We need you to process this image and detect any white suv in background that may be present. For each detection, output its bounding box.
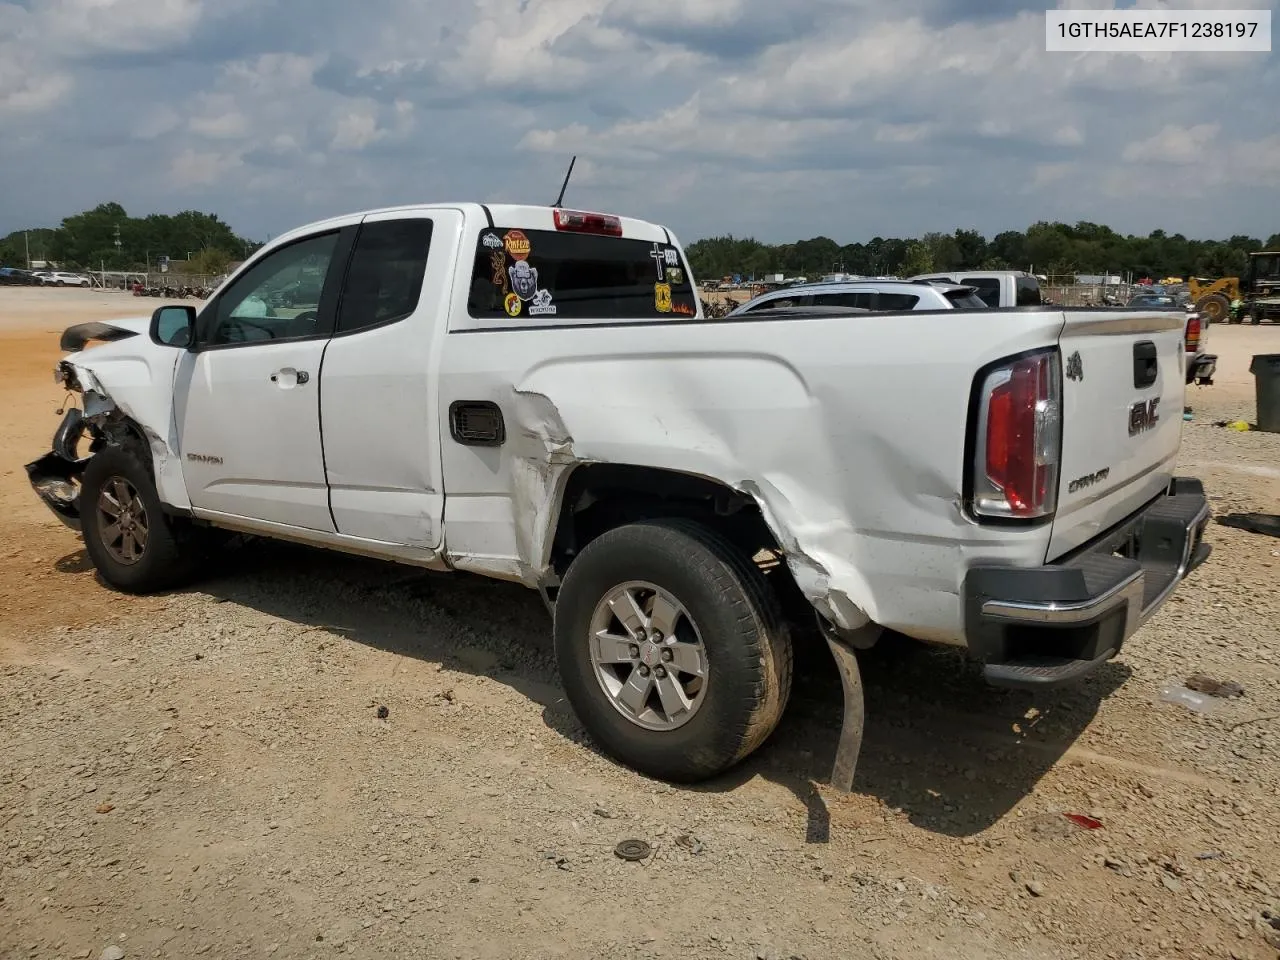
[908,270,1043,308]
[727,279,989,316]
[42,271,92,287]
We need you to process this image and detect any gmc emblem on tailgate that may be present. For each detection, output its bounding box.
[1128,397,1160,436]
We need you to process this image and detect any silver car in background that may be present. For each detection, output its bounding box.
[727,279,989,316]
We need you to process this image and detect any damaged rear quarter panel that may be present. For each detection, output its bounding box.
[61,330,190,510]
[438,309,1068,644]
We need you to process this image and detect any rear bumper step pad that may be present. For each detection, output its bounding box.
[963,477,1211,689]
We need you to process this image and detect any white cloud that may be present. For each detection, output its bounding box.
[331,110,384,151]
[1121,123,1220,164]
[38,0,208,54]
[170,147,242,187]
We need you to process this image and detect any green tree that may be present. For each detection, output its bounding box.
[18,202,255,271]
[921,232,961,272]
[0,228,56,267]
[186,247,233,275]
[900,241,934,276]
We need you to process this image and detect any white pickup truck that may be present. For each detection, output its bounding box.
[27,202,1212,789]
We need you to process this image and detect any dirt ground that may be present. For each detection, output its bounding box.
[2,288,1279,960]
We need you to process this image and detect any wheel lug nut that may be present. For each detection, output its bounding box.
[649,630,662,643]
[628,645,640,659]
[661,649,673,662]
[638,665,650,677]
[655,666,667,679]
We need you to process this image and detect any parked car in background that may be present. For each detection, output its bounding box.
[1126,293,1179,310]
[727,279,988,316]
[0,267,42,285]
[41,271,93,287]
[908,270,1043,308]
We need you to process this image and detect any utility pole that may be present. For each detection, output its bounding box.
[25,230,30,269]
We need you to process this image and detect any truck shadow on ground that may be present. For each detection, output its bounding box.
[65,537,1129,843]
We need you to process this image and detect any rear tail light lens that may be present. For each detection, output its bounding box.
[972,349,1061,520]
[553,209,623,237]
[1185,315,1201,352]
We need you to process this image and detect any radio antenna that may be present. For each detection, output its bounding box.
[553,155,577,208]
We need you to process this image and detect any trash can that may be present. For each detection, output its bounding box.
[1250,353,1280,433]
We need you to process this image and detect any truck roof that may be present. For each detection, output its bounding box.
[269,203,676,251]
[910,270,1037,280]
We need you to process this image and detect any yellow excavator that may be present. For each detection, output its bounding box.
[1187,251,1280,324]
[1186,277,1237,323]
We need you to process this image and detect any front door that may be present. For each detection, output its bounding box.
[176,227,354,532]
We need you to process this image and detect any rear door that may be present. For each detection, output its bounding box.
[317,209,462,549]
[1047,310,1186,559]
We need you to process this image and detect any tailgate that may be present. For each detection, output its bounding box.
[1048,311,1186,560]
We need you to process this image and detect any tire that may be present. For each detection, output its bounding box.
[553,518,792,783]
[55,280,65,287]
[80,444,199,593]
[1196,293,1230,324]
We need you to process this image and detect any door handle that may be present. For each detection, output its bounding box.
[1133,342,1158,389]
[270,369,310,385]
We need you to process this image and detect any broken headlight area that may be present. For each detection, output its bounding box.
[53,359,82,390]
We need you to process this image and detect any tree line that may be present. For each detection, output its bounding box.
[5,205,1278,284]
[685,221,1280,284]
[0,202,261,275]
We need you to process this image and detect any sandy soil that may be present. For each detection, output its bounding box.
[2,289,1279,960]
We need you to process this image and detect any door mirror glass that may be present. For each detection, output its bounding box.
[151,305,195,347]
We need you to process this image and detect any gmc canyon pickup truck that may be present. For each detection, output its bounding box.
[27,203,1212,789]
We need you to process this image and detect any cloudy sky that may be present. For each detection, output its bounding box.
[1,0,1276,245]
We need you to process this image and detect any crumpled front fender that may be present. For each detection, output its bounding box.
[56,338,190,512]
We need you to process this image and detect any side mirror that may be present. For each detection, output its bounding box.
[150,304,196,348]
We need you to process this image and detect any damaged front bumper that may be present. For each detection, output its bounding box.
[25,408,91,531]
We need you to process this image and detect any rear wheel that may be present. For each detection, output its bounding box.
[1196,293,1230,324]
[553,518,792,783]
[80,445,200,593]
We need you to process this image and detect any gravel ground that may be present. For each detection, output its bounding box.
[2,294,1279,960]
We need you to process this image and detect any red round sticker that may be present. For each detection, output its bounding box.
[504,230,531,261]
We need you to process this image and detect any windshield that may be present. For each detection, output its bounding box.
[1252,254,1280,282]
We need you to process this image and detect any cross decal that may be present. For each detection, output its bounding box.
[649,243,667,279]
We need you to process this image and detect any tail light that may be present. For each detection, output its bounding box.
[972,349,1061,520]
[1185,315,1201,352]
[553,209,623,237]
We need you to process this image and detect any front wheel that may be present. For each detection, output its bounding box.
[80,445,200,593]
[553,519,792,783]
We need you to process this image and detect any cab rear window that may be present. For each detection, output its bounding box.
[960,277,1001,307]
[467,229,697,320]
[1016,275,1042,306]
